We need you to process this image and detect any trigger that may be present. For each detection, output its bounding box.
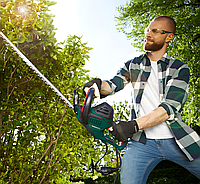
[108,127,113,132]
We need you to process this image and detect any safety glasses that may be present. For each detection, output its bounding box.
[144,28,172,35]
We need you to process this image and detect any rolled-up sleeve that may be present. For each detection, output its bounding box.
[159,63,190,120]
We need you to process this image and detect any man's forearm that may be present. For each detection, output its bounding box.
[100,81,111,95]
[100,81,169,130]
[136,106,169,130]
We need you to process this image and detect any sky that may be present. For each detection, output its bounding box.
[49,0,143,104]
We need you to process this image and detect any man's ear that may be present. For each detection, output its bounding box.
[166,34,174,43]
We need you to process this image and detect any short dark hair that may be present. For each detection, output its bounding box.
[153,16,176,34]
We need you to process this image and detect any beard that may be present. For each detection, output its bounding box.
[144,39,165,51]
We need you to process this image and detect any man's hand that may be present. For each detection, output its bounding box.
[109,120,139,142]
[83,78,102,97]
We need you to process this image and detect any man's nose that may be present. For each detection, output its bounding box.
[145,33,152,39]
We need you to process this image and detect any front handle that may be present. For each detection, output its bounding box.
[82,88,95,123]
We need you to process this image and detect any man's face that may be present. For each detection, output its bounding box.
[143,20,169,52]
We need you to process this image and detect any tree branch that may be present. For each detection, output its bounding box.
[39,104,67,184]
[0,110,3,137]
[0,113,12,137]
[23,140,55,182]
[24,104,67,183]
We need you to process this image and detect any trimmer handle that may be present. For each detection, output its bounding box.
[73,88,95,122]
[81,88,95,123]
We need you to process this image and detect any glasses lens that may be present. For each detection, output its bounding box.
[151,29,160,34]
[144,28,162,35]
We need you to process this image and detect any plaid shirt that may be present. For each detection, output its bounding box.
[104,52,200,161]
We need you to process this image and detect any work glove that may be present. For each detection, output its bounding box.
[109,120,139,142]
[83,78,102,97]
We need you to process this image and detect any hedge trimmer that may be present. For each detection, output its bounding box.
[0,32,127,180]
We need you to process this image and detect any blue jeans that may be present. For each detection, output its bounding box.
[120,138,200,184]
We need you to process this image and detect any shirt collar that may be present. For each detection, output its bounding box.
[159,52,170,64]
[142,52,170,64]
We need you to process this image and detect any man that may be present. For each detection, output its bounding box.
[83,16,200,184]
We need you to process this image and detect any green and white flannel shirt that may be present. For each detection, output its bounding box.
[103,52,200,161]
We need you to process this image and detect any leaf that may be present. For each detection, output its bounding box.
[36,20,43,29]
[37,92,44,96]
[27,124,34,130]
[47,1,57,6]
[17,34,26,43]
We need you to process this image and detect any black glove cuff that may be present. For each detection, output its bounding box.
[130,119,139,132]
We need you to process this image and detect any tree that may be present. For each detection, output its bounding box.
[115,0,200,128]
[0,0,115,183]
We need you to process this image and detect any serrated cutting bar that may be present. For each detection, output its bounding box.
[0,31,74,110]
